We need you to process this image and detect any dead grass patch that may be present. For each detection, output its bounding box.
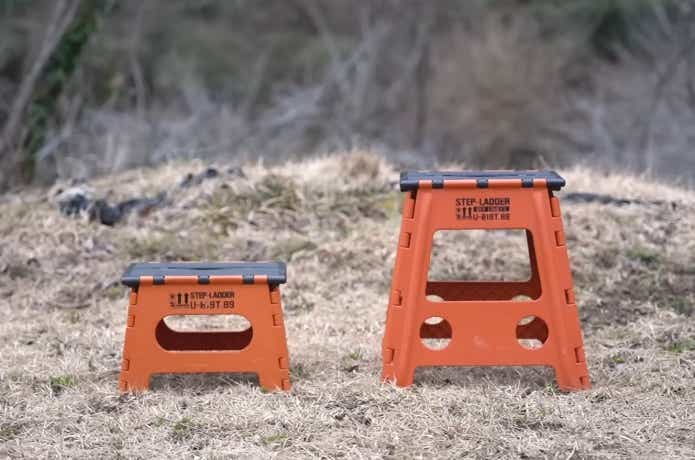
[0,152,694,458]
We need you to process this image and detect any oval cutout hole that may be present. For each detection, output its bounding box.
[163,314,251,332]
[156,314,252,351]
[516,315,548,350]
[420,316,452,350]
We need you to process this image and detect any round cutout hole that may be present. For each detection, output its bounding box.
[516,315,548,350]
[511,295,532,302]
[426,294,444,303]
[420,316,452,350]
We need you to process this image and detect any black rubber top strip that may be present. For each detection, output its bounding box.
[521,177,534,188]
[400,170,566,192]
[121,262,287,289]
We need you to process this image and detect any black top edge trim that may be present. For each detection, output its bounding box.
[122,275,140,289]
[267,274,286,285]
[121,262,288,287]
[400,170,566,191]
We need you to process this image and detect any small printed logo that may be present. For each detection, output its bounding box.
[455,197,511,221]
[169,292,189,308]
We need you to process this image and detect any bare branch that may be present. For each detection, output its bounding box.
[129,0,148,120]
[637,10,695,170]
[0,0,81,183]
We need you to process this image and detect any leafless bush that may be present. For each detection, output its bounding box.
[5,0,695,185]
[0,0,82,186]
[426,1,695,181]
[427,9,589,167]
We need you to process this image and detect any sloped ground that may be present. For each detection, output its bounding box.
[0,152,694,458]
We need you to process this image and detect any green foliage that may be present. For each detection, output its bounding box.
[49,374,77,395]
[291,362,309,379]
[49,374,77,387]
[348,350,363,361]
[626,246,661,266]
[170,417,195,442]
[104,284,125,301]
[262,433,288,446]
[0,422,24,442]
[375,192,401,219]
[667,296,693,316]
[525,0,682,60]
[610,354,626,364]
[130,1,334,111]
[666,338,695,353]
[21,0,104,181]
[152,416,167,427]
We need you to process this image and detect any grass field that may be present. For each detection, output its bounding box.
[1,152,694,458]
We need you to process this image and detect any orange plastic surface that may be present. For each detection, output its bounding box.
[381,179,591,390]
[119,276,291,392]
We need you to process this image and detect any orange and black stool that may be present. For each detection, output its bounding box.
[119,262,291,392]
[381,171,590,390]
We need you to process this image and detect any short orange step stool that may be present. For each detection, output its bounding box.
[381,171,591,390]
[119,262,291,392]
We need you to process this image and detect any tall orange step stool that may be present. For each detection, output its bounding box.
[381,171,591,390]
[119,262,291,392]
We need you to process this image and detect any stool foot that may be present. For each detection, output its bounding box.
[382,365,414,387]
[554,365,591,391]
[258,372,291,392]
[119,372,151,393]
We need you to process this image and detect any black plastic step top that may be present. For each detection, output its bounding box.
[400,170,566,192]
[121,262,287,288]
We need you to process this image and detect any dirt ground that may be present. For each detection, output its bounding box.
[1,152,694,459]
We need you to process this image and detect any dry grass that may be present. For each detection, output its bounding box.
[1,151,694,458]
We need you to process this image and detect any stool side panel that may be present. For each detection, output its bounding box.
[382,183,590,391]
[119,277,291,392]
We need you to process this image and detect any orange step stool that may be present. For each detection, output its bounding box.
[119,262,291,392]
[381,171,590,390]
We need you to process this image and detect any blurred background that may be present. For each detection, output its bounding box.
[1,0,695,188]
